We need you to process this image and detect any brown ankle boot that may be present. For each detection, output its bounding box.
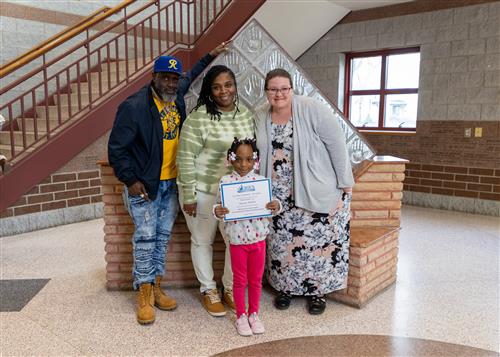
[153,276,177,310]
[137,283,155,324]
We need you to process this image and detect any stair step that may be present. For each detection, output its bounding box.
[0,130,37,147]
[107,60,141,73]
[67,62,144,95]
[35,105,79,120]
[71,75,119,94]
[54,92,91,106]
[0,143,36,161]
[17,117,62,132]
[89,72,123,85]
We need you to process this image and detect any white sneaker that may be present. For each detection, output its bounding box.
[235,314,253,336]
[248,312,265,334]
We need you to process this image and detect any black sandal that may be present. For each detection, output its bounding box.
[308,295,326,315]
[274,291,292,310]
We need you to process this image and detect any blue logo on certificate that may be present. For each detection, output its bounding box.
[236,184,256,193]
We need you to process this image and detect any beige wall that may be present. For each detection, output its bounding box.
[297,1,500,214]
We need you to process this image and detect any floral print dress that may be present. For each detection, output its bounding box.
[267,119,352,296]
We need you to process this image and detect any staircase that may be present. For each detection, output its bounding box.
[1,57,141,162]
[0,0,266,212]
[1,60,120,157]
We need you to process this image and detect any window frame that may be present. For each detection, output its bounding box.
[344,47,420,132]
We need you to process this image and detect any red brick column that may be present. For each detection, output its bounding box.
[351,156,407,227]
[331,227,399,308]
[99,156,407,299]
[99,162,225,290]
[331,156,407,307]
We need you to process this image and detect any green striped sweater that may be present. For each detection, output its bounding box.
[176,104,254,204]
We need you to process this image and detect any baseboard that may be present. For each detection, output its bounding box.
[0,203,103,237]
[403,191,500,216]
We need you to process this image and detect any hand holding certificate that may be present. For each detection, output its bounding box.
[220,178,273,221]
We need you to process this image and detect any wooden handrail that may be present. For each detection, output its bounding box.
[0,0,164,96]
[0,0,136,78]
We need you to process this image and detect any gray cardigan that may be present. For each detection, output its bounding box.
[255,95,354,214]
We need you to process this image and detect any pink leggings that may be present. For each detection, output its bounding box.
[230,240,266,318]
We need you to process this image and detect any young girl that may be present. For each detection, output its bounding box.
[213,137,281,336]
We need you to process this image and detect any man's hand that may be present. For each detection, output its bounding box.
[209,40,232,57]
[214,205,229,219]
[266,200,280,213]
[128,181,149,201]
[183,203,197,217]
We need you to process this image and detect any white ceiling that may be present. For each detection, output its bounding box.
[328,0,414,11]
[252,0,414,59]
[253,1,349,59]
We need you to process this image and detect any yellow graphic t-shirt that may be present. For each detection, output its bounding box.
[153,96,180,180]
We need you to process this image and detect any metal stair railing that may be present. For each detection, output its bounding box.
[0,0,231,164]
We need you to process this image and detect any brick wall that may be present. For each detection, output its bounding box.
[0,170,102,219]
[365,121,500,203]
[405,163,500,201]
[351,160,405,227]
[332,227,399,308]
[332,160,405,307]
[100,163,223,290]
[297,1,500,211]
[0,132,107,224]
[100,157,406,291]
[365,121,500,169]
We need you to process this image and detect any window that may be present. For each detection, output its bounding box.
[344,47,420,131]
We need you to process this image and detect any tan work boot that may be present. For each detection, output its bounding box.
[202,289,226,317]
[222,288,236,313]
[153,276,177,310]
[137,283,155,325]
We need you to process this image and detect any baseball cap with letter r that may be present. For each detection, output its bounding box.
[153,55,183,75]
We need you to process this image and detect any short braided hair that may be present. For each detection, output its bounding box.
[227,137,259,161]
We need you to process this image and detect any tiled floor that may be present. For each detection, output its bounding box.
[1,205,498,356]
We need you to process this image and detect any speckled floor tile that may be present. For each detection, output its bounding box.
[0,206,498,356]
[0,313,82,355]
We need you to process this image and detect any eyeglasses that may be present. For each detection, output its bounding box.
[266,87,292,95]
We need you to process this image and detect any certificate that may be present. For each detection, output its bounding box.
[220,178,272,222]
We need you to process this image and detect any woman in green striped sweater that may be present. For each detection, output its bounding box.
[176,65,254,317]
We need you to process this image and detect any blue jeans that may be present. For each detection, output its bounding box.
[124,179,179,290]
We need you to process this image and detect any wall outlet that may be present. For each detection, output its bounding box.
[475,127,483,137]
[464,128,472,137]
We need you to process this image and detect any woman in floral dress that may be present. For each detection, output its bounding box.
[254,69,354,315]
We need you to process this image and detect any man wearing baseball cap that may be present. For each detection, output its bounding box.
[108,41,230,325]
